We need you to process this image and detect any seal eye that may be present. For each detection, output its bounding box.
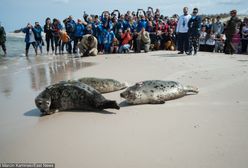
[46,101,50,106]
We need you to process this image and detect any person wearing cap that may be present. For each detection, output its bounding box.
[187,8,201,55]
[78,34,98,56]
[224,10,242,54]
[73,19,85,54]
[137,27,151,53]
[176,7,191,54]
[0,22,7,55]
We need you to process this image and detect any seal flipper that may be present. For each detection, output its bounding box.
[183,85,199,94]
[98,100,120,110]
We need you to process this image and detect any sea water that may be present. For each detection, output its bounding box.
[0,33,94,98]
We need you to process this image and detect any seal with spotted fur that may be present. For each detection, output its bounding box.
[78,77,128,93]
[35,81,120,115]
[120,80,199,105]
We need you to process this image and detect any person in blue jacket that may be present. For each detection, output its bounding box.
[63,16,76,54]
[21,23,37,56]
[187,8,202,55]
[137,15,148,32]
[34,22,43,54]
[73,19,85,53]
[103,28,115,53]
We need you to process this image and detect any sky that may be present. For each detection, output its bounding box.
[0,0,248,32]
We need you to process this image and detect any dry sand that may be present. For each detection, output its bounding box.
[0,51,248,168]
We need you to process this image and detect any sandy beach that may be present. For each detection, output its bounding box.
[0,51,248,168]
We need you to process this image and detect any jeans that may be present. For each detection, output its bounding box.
[177,32,189,52]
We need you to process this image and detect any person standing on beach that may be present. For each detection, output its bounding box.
[34,22,43,54]
[21,23,37,56]
[44,17,54,54]
[52,18,63,55]
[73,19,85,54]
[176,7,191,54]
[63,16,76,54]
[187,8,201,55]
[0,22,7,55]
[241,18,248,54]
[224,10,241,54]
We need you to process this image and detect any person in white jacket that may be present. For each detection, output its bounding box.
[176,7,191,54]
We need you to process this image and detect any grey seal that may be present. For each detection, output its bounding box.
[120,80,199,104]
[35,81,120,115]
[78,77,128,93]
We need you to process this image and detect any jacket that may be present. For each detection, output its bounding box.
[188,15,202,36]
[0,26,6,44]
[44,23,53,39]
[22,27,37,43]
[74,23,85,37]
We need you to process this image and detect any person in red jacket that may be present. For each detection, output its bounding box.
[119,28,132,53]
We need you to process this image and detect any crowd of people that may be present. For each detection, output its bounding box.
[0,7,248,56]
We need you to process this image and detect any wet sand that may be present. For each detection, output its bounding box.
[0,51,248,168]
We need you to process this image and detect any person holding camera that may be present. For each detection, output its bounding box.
[44,17,54,54]
[21,23,38,56]
[34,22,43,54]
[119,28,132,53]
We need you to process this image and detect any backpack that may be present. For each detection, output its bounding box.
[66,22,75,33]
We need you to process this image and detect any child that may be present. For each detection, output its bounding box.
[232,28,241,54]
[215,34,226,53]
[59,30,70,54]
[111,38,119,53]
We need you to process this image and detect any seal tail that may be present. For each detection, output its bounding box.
[100,100,120,110]
[183,85,199,94]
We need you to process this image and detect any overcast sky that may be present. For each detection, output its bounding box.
[0,0,248,32]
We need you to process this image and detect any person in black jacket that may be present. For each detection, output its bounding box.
[224,10,242,54]
[44,17,54,54]
[0,23,7,55]
[187,8,202,55]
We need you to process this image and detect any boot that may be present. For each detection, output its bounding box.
[25,49,29,57]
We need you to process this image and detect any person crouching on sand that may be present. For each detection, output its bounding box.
[21,23,37,57]
[78,34,98,57]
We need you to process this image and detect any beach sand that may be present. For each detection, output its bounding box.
[0,51,248,168]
